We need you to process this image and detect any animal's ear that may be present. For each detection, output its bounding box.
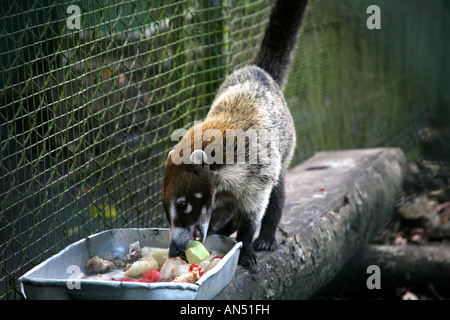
[167,150,174,161]
[190,149,209,166]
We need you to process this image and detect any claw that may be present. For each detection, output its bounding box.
[238,253,258,268]
[253,238,276,252]
[238,246,258,268]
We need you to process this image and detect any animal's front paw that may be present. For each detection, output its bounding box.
[238,245,257,268]
[238,252,257,268]
[253,237,276,252]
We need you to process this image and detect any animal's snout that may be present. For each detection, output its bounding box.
[168,238,187,258]
[168,245,183,258]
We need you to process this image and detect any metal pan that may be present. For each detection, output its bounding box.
[19,228,242,300]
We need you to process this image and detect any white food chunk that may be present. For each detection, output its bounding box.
[198,250,223,270]
[124,255,159,277]
[173,271,200,283]
[203,257,221,273]
[140,247,169,267]
[160,257,190,279]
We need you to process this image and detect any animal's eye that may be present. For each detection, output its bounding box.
[177,201,187,210]
[175,198,192,214]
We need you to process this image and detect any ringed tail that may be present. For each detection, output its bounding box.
[252,0,309,88]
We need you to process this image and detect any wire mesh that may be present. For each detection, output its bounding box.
[0,0,448,299]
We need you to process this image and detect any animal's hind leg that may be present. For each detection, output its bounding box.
[253,176,285,251]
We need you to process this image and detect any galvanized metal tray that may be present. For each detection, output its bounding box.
[19,228,242,300]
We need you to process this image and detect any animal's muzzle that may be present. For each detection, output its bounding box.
[168,240,185,258]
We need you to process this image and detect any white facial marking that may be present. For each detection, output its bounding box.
[184,203,192,214]
[198,206,210,243]
[169,201,177,225]
[194,193,203,199]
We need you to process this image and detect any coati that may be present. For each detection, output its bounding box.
[162,0,308,267]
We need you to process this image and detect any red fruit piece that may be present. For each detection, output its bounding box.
[142,269,163,282]
[115,277,137,282]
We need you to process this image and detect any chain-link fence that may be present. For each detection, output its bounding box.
[1,0,448,299]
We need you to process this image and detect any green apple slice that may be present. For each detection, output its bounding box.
[185,240,210,264]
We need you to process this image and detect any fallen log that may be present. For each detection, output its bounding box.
[360,244,450,289]
[216,148,405,299]
[314,244,450,299]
